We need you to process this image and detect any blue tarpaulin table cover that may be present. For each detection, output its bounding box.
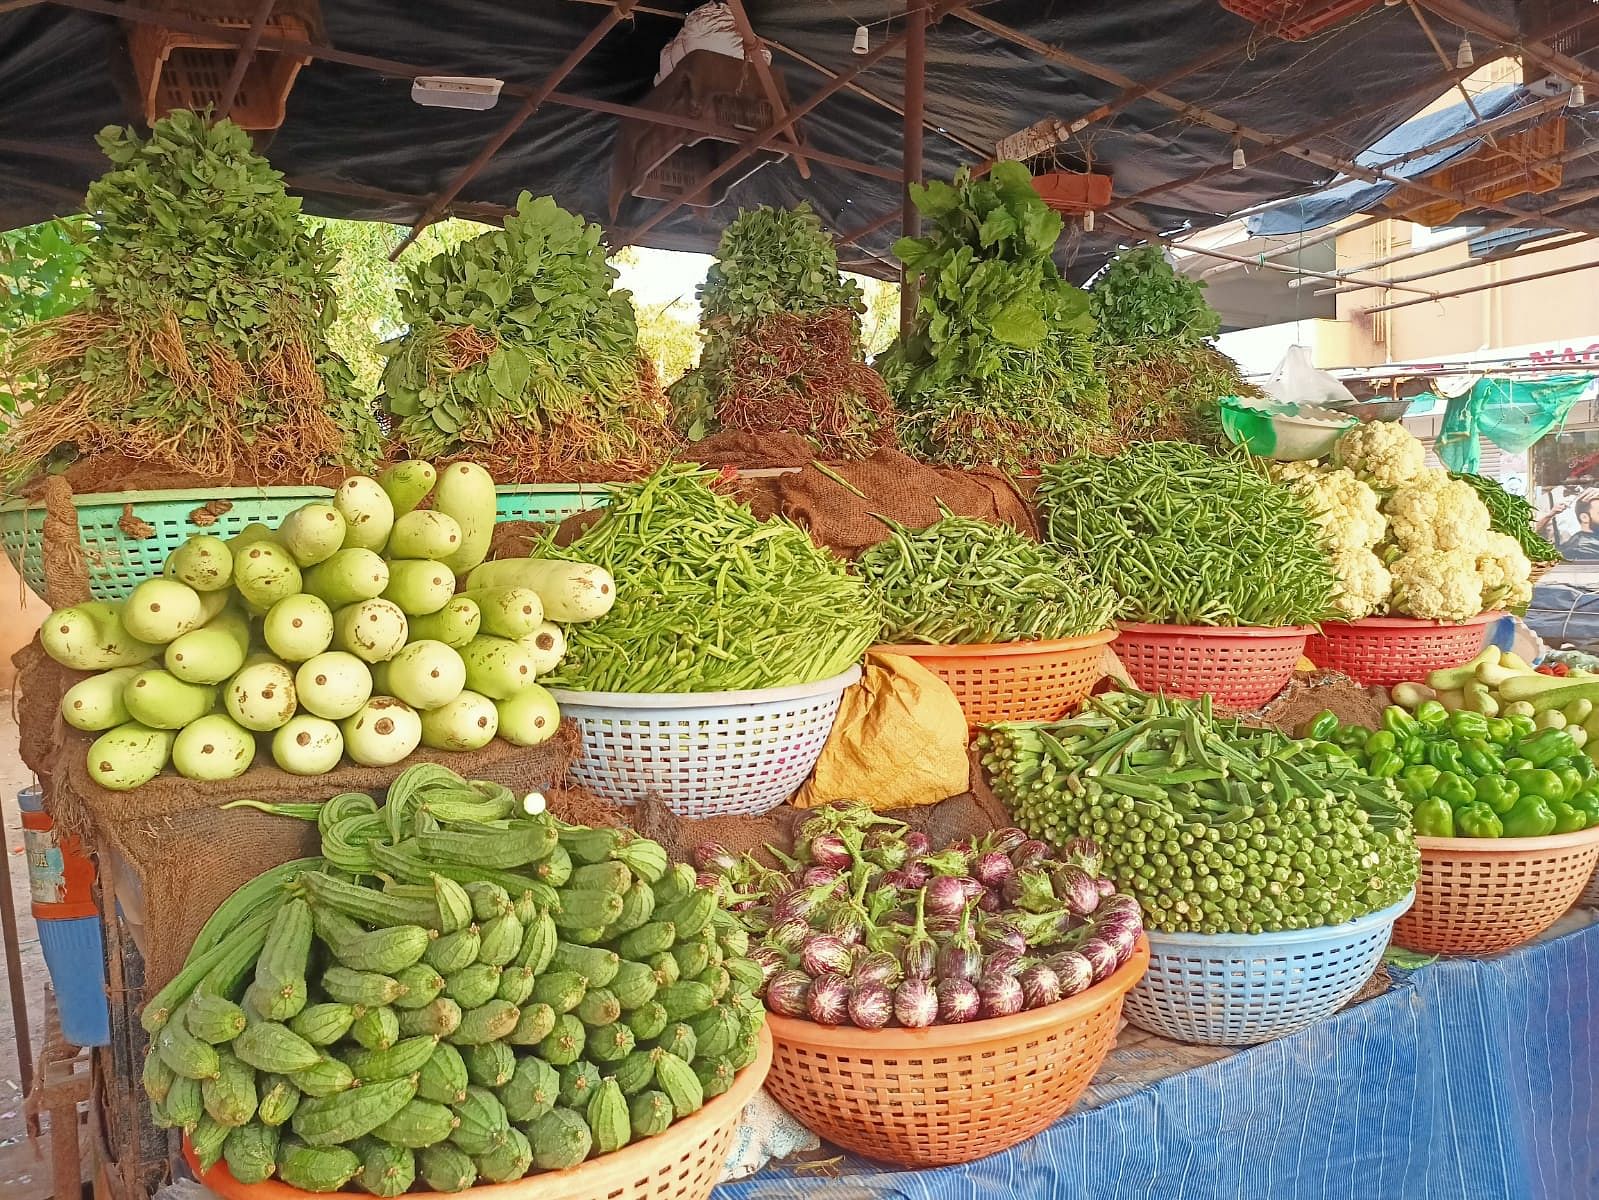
[716,916,1599,1200]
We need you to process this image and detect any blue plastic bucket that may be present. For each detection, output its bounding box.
[36,915,110,1047]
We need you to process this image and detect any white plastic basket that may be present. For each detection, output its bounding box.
[547,666,861,817]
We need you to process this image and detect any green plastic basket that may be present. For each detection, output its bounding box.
[494,483,613,525]
[0,487,331,602]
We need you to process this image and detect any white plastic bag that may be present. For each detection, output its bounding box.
[720,1088,821,1182]
[657,2,773,84]
[1261,345,1355,409]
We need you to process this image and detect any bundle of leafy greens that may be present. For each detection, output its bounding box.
[1087,245,1257,447]
[2,113,379,485]
[879,162,1108,474]
[670,204,895,459]
[380,192,677,481]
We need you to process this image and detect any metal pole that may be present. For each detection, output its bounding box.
[901,0,928,335]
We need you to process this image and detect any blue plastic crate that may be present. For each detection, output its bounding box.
[1122,892,1415,1046]
[36,915,110,1047]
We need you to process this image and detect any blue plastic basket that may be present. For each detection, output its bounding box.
[494,483,613,526]
[1122,892,1415,1046]
[0,486,330,602]
[36,915,110,1047]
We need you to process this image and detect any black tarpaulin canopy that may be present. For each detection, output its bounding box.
[0,0,1593,278]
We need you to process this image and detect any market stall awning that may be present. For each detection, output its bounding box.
[1,0,1596,278]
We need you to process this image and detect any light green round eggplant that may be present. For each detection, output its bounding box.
[379,460,437,517]
[122,669,217,730]
[85,722,175,791]
[382,560,457,617]
[263,594,335,663]
[276,502,348,568]
[303,548,390,609]
[271,715,345,775]
[224,660,298,732]
[233,541,303,612]
[172,713,257,781]
[495,684,561,747]
[334,476,395,552]
[165,535,234,592]
[121,579,206,645]
[406,598,481,649]
[419,690,499,752]
[386,510,463,562]
[294,651,374,720]
[164,610,250,684]
[458,636,539,700]
[383,640,467,711]
[342,697,422,766]
[60,666,144,732]
[333,599,409,664]
[518,622,566,676]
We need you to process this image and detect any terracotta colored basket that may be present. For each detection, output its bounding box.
[872,628,1117,728]
[1304,613,1500,688]
[184,1027,772,1200]
[1112,623,1310,709]
[1393,829,1599,956]
[762,939,1149,1167]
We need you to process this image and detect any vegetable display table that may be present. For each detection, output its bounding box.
[714,910,1599,1199]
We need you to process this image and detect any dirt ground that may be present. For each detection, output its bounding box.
[0,694,59,1199]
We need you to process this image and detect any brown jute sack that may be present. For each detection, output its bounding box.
[720,443,1039,559]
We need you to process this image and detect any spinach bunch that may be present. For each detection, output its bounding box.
[880,162,1108,473]
[4,113,378,483]
[671,205,894,458]
[382,193,673,475]
[1088,245,1220,346]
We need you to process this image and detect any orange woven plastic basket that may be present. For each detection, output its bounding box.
[762,939,1149,1167]
[1112,623,1310,708]
[1392,829,1599,956]
[1304,613,1500,687]
[183,1026,772,1200]
[872,629,1117,727]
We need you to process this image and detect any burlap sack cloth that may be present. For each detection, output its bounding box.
[16,481,581,994]
[487,434,1040,562]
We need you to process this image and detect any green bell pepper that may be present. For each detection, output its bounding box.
[1431,771,1477,810]
[1507,713,1538,739]
[1508,767,1568,803]
[1502,794,1558,838]
[1364,730,1398,756]
[1426,741,1466,774]
[1367,750,1404,780]
[1473,775,1520,814]
[1571,787,1599,825]
[1448,711,1491,741]
[1502,757,1533,773]
[1413,796,1456,837]
[1514,728,1579,768]
[1304,710,1340,742]
[1555,764,1586,801]
[1485,717,1514,746]
[1454,802,1504,838]
[1333,727,1369,753]
[1414,700,1450,730]
[1458,738,1501,777]
[1400,735,1427,766]
[1402,764,1442,792]
[1551,801,1590,834]
[1573,755,1596,780]
[1384,707,1421,736]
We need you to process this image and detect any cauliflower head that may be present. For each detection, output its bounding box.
[1383,474,1492,554]
[1388,547,1484,623]
[1334,421,1426,489]
[1288,467,1386,552]
[1271,460,1322,485]
[1328,547,1392,620]
[1476,531,1532,612]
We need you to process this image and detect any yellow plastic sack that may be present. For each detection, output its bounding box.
[794,651,969,811]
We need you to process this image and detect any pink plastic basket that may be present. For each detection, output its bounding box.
[1305,613,1500,687]
[1112,623,1311,709]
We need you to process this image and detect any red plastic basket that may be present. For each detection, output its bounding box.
[1112,623,1311,709]
[872,629,1117,728]
[1304,613,1501,687]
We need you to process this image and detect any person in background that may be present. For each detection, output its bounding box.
[1539,490,1599,561]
